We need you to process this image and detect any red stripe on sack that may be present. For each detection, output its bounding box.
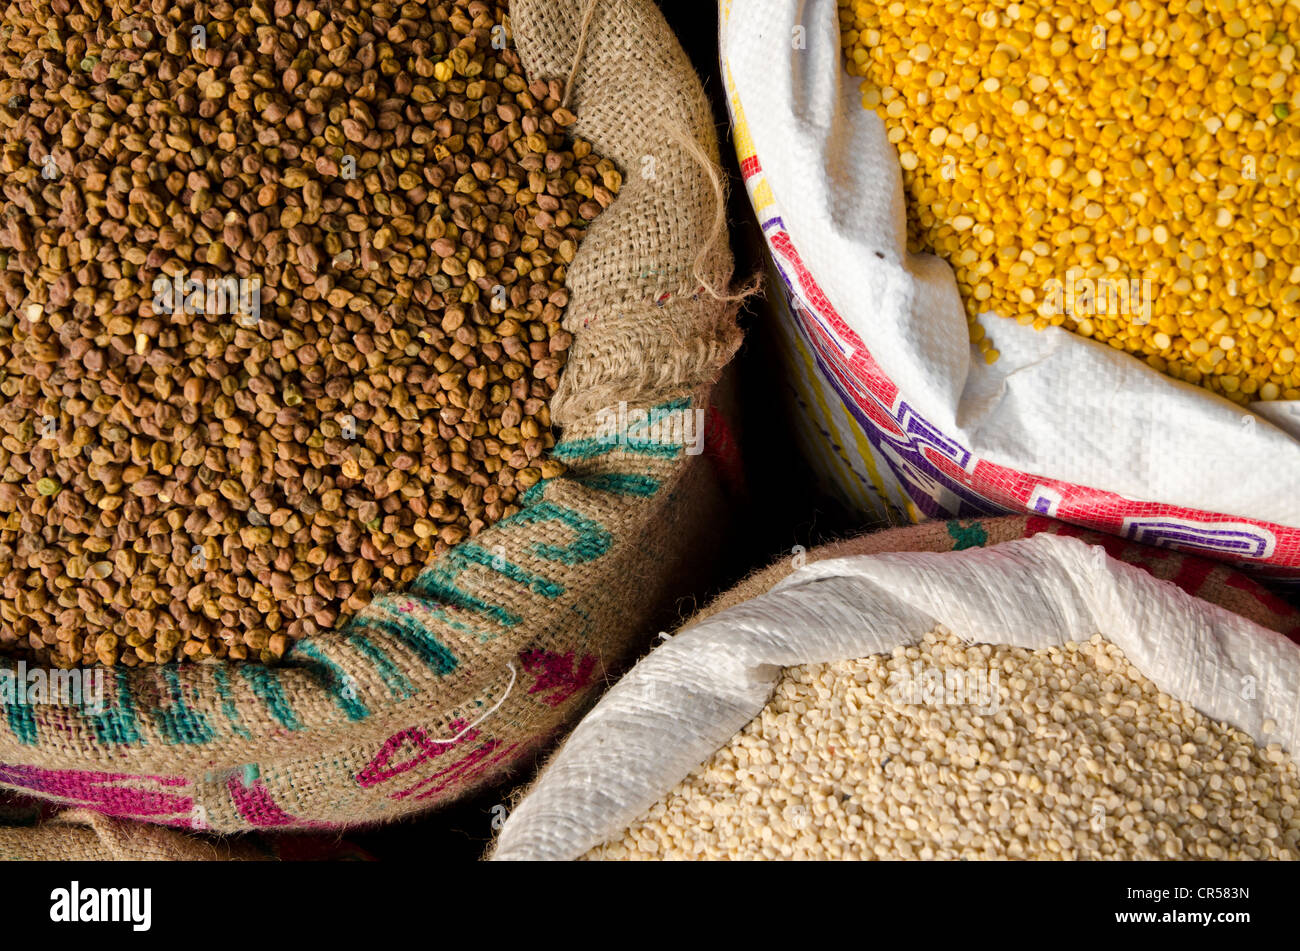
[1025,515,1062,537]
[1026,517,1125,559]
[1166,553,1216,597]
[1025,515,1174,574]
[704,404,746,498]
[1096,534,1130,560]
[740,155,761,179]
[1222,574,1300,644]
[226,775,336,830]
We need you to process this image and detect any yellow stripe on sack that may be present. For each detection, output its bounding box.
[787,320,894,518]
[728,49,912,523]
[775,296,871,514]
[776,316,866,510]
[775,271,915,523]
[722,61,757,164]
[830,375,914,522]
[794,323,914,524]
[843,385,919,523]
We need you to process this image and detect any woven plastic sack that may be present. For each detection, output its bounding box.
[0,0,742,832]
[719,0,1300,583]
[492,520,1300,859]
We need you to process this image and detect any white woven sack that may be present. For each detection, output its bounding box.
[719,0,1300,529]
[492,532,1300,860]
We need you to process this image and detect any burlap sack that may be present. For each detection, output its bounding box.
[0,808,268,861]
[0,0,742,833]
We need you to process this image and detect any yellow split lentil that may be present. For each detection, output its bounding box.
[839,0,1300,403]
[585,630,1300,860]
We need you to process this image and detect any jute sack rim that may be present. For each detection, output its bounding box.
[0,0,741,774]
[491,532,1300,860]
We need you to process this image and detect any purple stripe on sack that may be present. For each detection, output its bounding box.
[1122,518,1276,559]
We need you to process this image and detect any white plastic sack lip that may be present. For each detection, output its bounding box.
[721,0,1300,529]
[491,533,1300,860]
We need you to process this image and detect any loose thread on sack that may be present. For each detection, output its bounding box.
[551,115,752,424]
[556,0,760,305]
[658,117,764,305]
[561,0,601,110]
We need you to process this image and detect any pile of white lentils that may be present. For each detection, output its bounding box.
[585,629,1300,860]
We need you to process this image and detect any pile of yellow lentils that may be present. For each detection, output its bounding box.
[841,0,1300,403]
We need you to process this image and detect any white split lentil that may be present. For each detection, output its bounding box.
[584,629,1300,860]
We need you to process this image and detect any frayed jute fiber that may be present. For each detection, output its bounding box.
[0,809,269,861]
[0,0,743,836]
